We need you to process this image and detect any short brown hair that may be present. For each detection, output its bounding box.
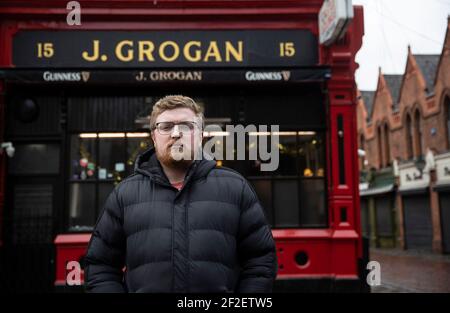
[149,95,204,131]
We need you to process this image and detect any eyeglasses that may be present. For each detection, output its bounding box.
[154,121,199,135]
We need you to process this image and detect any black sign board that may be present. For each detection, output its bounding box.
[12,30,318,68]
[1,68,330,85]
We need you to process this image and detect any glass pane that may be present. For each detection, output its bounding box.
[68,183,95,231]
[98,183,115,218]
[273,179,299,228]
[99,136,125,182]
[126,135,151,176]
[70,135,97,180]
[223,136,250,177]
[245,133,297,176]
[9,144,60,175]
[249,179,273,225]
[276,134,297,176]
[298,133,325,177]
[299,179,326,227]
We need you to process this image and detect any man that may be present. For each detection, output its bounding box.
[85,95,277,293]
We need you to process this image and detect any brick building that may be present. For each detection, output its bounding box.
[358,17,450,253]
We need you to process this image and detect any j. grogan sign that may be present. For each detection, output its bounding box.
[12,30,318,68]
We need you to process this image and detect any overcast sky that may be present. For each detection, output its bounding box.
[352,0,450,91]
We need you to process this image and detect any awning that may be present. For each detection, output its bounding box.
[359,184,394,197]
[433,181,450,192]
[398,183,429,196]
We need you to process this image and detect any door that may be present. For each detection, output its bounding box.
[1,94,64,292]
[403,195,433,250]
[439,192,450,254]
[375,195,394,237]
[0,143,61,292]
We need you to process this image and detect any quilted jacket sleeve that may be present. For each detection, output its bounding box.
[84,188,126,293]
[236,180,278,293]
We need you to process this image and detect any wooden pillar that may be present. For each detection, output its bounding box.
[368,196,378,247]
[394,176,405,249]
[429,169,443,253]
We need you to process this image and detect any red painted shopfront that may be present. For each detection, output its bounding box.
[0,0,365,292]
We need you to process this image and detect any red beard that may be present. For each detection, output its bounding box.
[156,141,193,170]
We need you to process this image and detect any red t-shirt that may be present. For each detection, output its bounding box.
[171,181,184,191]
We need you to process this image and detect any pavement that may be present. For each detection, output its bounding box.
[369,248,450,293]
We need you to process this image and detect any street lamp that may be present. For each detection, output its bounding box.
[414,155,426,174]
[413,149,435,177]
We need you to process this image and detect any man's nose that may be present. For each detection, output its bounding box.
[171,125,182,138]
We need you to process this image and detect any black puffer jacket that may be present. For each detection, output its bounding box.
[85,147,277,293]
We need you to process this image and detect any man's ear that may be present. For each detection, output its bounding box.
[151,131,156,147]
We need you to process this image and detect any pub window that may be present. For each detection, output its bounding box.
[221,131,326,228]
[68,132,151,231]
[275,132,298,176]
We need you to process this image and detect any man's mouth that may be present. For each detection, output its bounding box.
[170,143,184,151]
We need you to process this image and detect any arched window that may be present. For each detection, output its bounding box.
[406,114,413,160]
[359,133,365,169]
[377,125,383,168]
[414,109,422,157]
[446,96,450,150]
[384,123,391,166]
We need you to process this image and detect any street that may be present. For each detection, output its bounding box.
[370,248,450,293]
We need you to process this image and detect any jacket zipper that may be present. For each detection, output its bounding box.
[151,162,198,292]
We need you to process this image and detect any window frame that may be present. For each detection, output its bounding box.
[243,131,328,229]
[65,131,151,232]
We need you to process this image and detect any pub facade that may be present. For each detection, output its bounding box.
[0,0,365,292]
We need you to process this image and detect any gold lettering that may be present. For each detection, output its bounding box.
[225,41,243,62]
[82,40,100,62]
[138,41,155,62]
[115,40,134,62]
[159,41,180,62]
[203,41,222,62]
[105,40,245,64]
[183,41,201,62]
